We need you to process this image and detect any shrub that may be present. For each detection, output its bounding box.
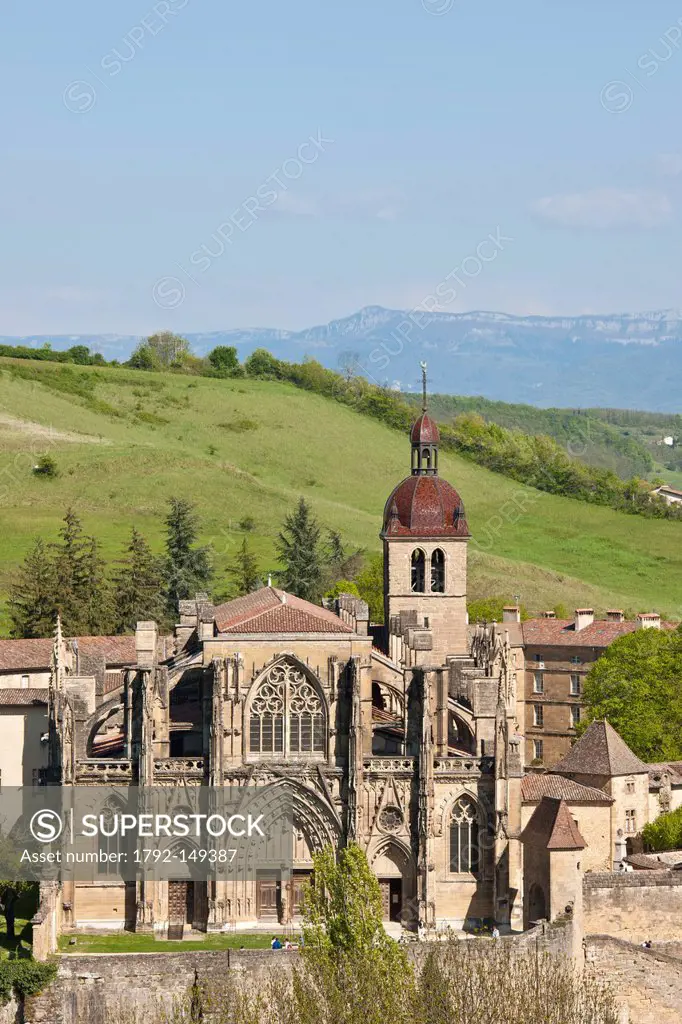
[218,418,258,433]
[32,455,58,478]
[0,960,57,1002]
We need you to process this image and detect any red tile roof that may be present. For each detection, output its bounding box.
[75,636,137,666]
[0,635,145,673]
[214,587,353,634]
[553,721,648,777]
[520,797,587,851]
[0,639,53,672]
[382,475,469,538]
[521,774,612,804]
[0,688,48,706]
[522,618,639,647]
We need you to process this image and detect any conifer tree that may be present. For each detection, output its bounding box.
[227,537,260,596]
[111,528,166,633]
[51,509,113,635]
[275,496,324,601]
[163,498,213,617]
[7,538,57,638]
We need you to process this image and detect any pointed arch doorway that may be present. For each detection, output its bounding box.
[370,840,416,926]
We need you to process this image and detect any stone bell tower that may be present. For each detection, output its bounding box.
[380,365,470,662]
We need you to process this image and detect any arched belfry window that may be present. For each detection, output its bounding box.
[431,549,445,592]
[411,549,426,593]
[449,796,480,874]
[249,660,325,758]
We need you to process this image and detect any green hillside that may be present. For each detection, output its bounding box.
[0,358,680,633]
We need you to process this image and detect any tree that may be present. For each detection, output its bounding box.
[78,536,113,635]
[128,342,162,371]
[7,539,57,638]
[208,345,242,377]
[0,835,37,942]
[243,348,282,378]
[227,537,260,596]
[325,579,360,600]
[275,497,324,602]
[163,498,213,616]
[582,628,682,761]
[354,553,384,623]
[299,843,413,1024]
[145,331,191,368]
[325,530,346,578]
[129,332,191,372]
[111,528,166,632]
[51,510,111,636]
[66,344,92,365]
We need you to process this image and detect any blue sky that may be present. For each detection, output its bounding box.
[2,0,682,334]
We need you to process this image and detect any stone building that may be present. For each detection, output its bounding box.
[41,403,529,937]
[520,609,667,768]
[19,400,679,942]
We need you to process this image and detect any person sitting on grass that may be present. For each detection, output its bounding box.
[271,936,282,949]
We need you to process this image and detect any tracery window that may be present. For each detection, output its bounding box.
[411,549,426,592]
[249,660,325,757]
[431,549,445,592]
[449,796,480,874]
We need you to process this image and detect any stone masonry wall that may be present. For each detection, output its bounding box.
[586,936,682,1024]
[25,923,574,1024]
[583,872,682,944]
[25,949,296,1024]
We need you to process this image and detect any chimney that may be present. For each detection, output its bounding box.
[637,613,661,630]
[606,610,624,623]
[503,605,520,624]
[542,610,556,619]
[574,608,594,632]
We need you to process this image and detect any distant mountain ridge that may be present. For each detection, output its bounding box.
[3,304,682,411]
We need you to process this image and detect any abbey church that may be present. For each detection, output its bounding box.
[33,400,676,939]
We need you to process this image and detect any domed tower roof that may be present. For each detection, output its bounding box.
[410,412,440,445]
[382,475,469,538]
[381,364,468,538]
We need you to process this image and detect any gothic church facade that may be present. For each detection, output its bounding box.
[47,406,529,935]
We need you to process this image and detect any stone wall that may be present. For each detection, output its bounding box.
[586,935,682,1024]
[25,922,576,1024]
[584,872,682,944]
[25,949,296,1024]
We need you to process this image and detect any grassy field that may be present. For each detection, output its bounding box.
[57,931,274,953]
[0,358,680,628]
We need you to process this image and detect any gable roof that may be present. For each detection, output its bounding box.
[213,587,353,635]
[0,688,48,706]
[521,774,612,805]
[520,797,586,851]
[553,721,648,777]
[0,639,53,672]
[0,634,168,674]
[522,617,675,648]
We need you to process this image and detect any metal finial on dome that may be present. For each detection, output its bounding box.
[420,361,428,412]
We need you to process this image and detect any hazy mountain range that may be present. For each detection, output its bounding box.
[3,305,682,411]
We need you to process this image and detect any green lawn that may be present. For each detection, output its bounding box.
[58,931,275,953]
[0,359,680,626]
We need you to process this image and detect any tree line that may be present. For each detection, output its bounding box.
[6,495,380,639]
